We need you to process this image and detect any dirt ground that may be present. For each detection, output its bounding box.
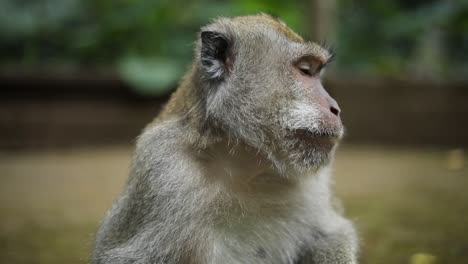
[0,144,467,264]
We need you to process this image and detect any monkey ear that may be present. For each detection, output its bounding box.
[200,31,231,80]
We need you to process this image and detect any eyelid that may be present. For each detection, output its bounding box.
[295,58,322,76]
[297,61,311,70]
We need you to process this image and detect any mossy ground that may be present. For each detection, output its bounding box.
[0,145,466,264]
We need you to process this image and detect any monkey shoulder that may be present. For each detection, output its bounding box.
[92,120,210,263]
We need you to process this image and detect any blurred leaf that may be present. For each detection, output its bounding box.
[118,56,183,96]
[446,149,465,171]
[409,253,437,264]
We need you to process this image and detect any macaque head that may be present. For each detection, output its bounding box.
[197,14,343,174]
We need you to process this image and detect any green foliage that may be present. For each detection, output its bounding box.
[0,0,305,93]
[336,0,468,77]
[1,0,467,92]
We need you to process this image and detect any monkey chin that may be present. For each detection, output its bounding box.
[282,129,340,174]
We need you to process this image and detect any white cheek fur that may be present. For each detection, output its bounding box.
[280,101,322,131]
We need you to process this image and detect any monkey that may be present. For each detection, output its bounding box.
[92,14,358,264]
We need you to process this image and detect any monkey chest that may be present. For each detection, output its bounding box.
[206,217,310,264]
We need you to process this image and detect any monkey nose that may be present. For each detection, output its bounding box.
[329,99,341,117]
[330,105,340,116]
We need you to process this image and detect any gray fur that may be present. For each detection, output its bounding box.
[92,14,358,264]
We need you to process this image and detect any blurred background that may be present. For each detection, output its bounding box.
[1,0,467,263]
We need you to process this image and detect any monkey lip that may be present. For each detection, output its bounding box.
[292,129,340,148]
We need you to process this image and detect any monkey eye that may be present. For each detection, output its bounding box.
[296,60,321,77]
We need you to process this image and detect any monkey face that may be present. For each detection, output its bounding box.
[276,74,343,172]
[199,14,343,174]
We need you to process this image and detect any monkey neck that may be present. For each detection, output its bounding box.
[156,66,218,145]
[198,139,327,198]
[196,140,333,227]
[159,67,202,120]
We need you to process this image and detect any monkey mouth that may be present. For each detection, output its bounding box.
[291,128,340,149]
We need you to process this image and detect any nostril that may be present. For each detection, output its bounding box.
[330,106,340,116]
